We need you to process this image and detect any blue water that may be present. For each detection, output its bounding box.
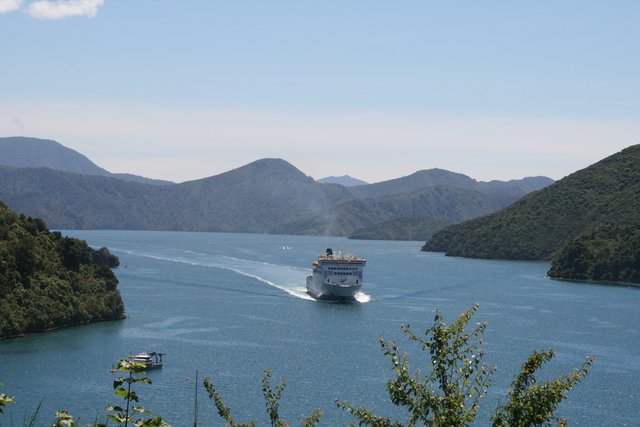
[1,231,639,426]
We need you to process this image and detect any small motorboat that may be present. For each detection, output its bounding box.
[129,352,164,370]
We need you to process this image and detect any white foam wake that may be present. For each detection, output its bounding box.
[116,248,315,300]
[213,256,315,301]
[115,248,370,303]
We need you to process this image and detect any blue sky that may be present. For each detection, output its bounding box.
[1,1,639,183]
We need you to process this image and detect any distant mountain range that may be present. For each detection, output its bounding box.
[0,136,173,185]
[422,144,640,282]
[317,175,368,186]
[0,136,554,238]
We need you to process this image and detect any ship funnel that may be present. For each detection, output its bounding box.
[326,248,333,256]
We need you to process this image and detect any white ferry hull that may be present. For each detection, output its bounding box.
[306,275,362,301]
[305,248,366,302]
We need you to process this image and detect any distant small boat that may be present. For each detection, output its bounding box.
[129,352,164,370]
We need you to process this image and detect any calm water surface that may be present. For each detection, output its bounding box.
[1,231,639,426]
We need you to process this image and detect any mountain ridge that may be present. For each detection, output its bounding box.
[0,136,554,238]
[423,144,640,262]
[0,136,173,186]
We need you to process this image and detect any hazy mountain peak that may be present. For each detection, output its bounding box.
[238,158,305,176]
[196,158,313,185]
[0,136,173,185]
[317,175,368,187]
[0,136,111,176]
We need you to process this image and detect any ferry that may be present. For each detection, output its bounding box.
[306,248,366,301]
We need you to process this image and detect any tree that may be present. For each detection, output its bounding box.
[103,359,169,427]
[0,383,14,414]
[204,369,323,427]
[0,203,125,339]
[336,305,593,427]
[492,350,595,427]
[336,304,495,426]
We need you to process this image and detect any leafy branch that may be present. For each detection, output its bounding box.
[204,369,322,427]
[103,359,169,427]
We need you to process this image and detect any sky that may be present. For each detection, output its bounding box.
[1,0,639,184]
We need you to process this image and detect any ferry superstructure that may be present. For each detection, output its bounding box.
[306,248,366,301]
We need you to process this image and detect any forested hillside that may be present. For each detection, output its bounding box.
[349,217,452,241]
[0,158,551,237]
[548,225,640,283]
[423,145,640,264]
[0,202,124,339]
[318,185,514,236]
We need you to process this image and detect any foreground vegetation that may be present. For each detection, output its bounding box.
[1,306,594,426]
[0,201,124,339]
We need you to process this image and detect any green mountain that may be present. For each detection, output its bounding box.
[0,202,124,339]
[350,168,553,199]
[0,166,168,229]
[1,162,545,236]
[349,217,453,241]
[162,159,353,233]
[423,145,640,263]
[310,185,519,236]
[0,160,352,233]
[547,225,640,283]
[0,139,552,237]
[0,136,173,185]
[341,173,553,241]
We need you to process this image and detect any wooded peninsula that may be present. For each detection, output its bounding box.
[0,202,124,339]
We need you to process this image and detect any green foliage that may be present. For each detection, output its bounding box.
[492,350,595,427]
[337,306,592,427]
[103,359,169,427]
[52,410,79,427]
[0,383,15,414]
[204,369,323,427]
[91,247,120,268]
[262,369,287,426]
[424,144,640,261]
[548,224,640,283]
[0,308,593,427]
[19,360,169,427]
[0,201,124,339]
[337,304,495,426]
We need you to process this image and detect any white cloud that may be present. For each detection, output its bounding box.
[27,0,103,19]
[0,0,21,14]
